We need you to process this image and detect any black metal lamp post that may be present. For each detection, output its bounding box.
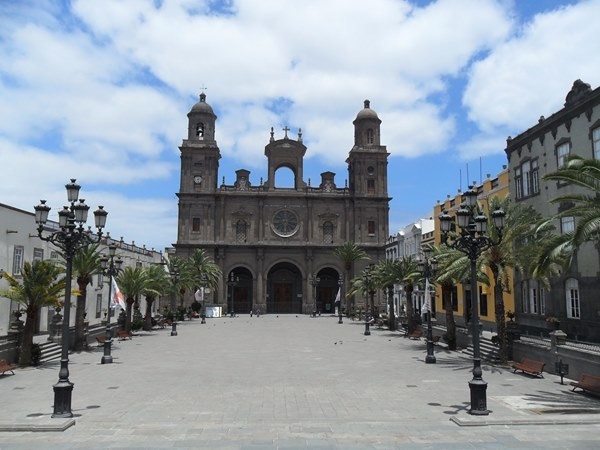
[170,270,179,336]
[363,266,372,336]
[201,274,207,324]
[34,179,108,418]
[310,273,320,317]
[418,247,438,364]
[227,272,238,318]
[338,276,344,324]
[439,185,505,415]
[99,244,123,364]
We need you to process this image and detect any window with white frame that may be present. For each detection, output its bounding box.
[12,246,24,275]
[529,284,538,314]
[540,287,546,315]
[561,216,575,234]
[33,248,44,261]
[557,142,570,168]
[565,278,580,319]
[50,251,60,260]
[593,127,600,160]
[515,159,540,199]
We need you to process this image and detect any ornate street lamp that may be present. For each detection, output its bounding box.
[439,185,505,416]
[99,244,123,364]
[227,272,239,318]
[310,273,320,317]
[170,270,179,336]
[34,179,108,418]
[338,275,344,324]
[418,247,438,364]
[363,266,372,336]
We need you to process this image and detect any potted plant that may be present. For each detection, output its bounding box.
[545,316,560,330]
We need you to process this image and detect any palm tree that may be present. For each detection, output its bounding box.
[333,242,369,315]
[116,266,148,332]
[438,196,549,362]
[1,261,65,366]
[186,249,222,313]
[141,264,170,331]
[543,155,600,250]
[431,245,467,350]
[71,244,103,351]
[370,260,399,330]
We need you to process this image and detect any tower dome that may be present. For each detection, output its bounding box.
[190,92,215,115]
[187,92,217,141]
[354,99,380,121]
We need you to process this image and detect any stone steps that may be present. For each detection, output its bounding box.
[461,335,500,363]
[38,341,61,364]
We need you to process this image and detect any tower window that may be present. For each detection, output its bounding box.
[192,217,201,232]
[236,220,248,243]
[366,128,374,144]
[323,221,334,243]
[367,220,376,235]
[367,179,375,194]
[196,123,205,139]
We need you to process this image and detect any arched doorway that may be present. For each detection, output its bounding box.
[267,263,302,314]
[228,267,253,314]
[315,268,341,314]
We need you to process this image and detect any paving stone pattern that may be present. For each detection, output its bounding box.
[1,315,600,449]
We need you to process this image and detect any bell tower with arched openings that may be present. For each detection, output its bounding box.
[263,126,307,191]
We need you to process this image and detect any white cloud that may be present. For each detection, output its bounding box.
[464,0,600,134]
[8,0,589,249]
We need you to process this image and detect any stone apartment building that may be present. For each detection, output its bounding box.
[174,94,390,314]
[505,79,600,341]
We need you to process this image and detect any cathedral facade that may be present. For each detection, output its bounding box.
[174,94,390,314]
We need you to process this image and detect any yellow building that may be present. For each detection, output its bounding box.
[431,166,515,331]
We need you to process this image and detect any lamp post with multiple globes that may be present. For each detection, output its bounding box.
[417,247,438,364]
[438,185,505,415]
[99,244,123,364]
[34,179,108,418]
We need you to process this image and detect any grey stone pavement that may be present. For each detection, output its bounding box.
[1,315,600,449]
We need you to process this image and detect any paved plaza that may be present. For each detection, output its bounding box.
[1,315,600,449]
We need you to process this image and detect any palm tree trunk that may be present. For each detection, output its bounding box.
[442,283,457,350]
[143,298,154,331]
[406,285,416,334]
[19,309,37,366]
[494,280,507,363]
[74,292,86,351]
[387,285,396,331]
[125,298,134,332]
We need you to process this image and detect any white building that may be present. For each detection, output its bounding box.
[385,218,435,318]
[0,202,165,337]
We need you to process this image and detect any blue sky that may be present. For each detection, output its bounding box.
[1,0,598,251]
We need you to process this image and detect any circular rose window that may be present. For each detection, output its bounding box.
[272,209,299,237]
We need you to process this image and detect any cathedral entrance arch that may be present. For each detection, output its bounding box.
[315,268,341,314]
[267,263,302,314]
[228,267,253,315]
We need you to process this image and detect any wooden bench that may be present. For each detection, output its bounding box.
[407,329,423,340]
[0,359,17,376]
[571,373,600,395]
[96,335,106,346]
[117,330,132,340]
[512,357,545,377]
